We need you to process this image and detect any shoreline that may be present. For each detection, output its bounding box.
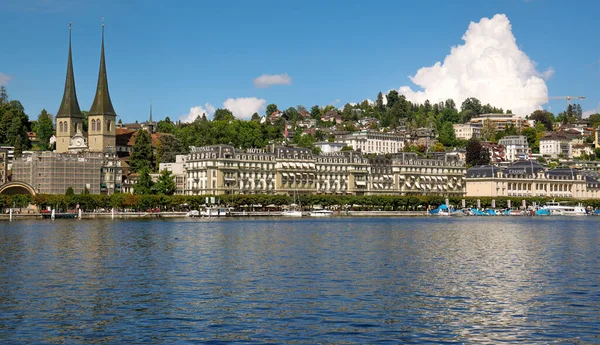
[1,210,429,221]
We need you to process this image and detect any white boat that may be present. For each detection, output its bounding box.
[541,201,587,216]
[201,207,230,217]
[309,209,333,217]
[282,209,303,217]
[186,210,200,217]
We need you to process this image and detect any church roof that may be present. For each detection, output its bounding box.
[57,24,82,119]
[89,24,117,117]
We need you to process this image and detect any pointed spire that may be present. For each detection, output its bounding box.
[149,102,153,123]
[89,18,117,117]
[57,22,82,119]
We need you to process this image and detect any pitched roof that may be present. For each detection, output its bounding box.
[89,25,117,117]
[56,26,82,119]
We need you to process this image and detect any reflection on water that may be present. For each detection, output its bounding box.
[1,217,599,344]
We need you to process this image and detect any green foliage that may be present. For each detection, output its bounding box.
[310,105,321,119]
[587,113,600,129]
[36,109,54,150]
[66,186,74,196]
[251,112,261,122]
[529,110,554,131]
[266,103,278,117]
[213,108,235,122]
[130,129,154,173]
[156,134,182,164]
[438,122,456,146]
[134,168,155,195]
[466,137,489,166]
[156,117,176,133]
[155,169,176,195]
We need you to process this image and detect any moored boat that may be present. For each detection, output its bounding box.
[309,209,333,217]
[540,201,587,216]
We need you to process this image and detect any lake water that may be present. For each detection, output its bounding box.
[1,217,599,344]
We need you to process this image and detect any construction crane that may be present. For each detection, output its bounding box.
[547,96,586,106]
[523,96,586,106]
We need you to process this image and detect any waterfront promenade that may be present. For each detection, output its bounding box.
[0,210,429,221]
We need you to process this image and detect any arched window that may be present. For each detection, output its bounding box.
[97,119,101,132]
[91,119,96,132]
[59,121,63,132]
[106,120,111,132]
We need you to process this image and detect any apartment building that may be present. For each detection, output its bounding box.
[336,130,405,154]
[466,160,600,199]
[453,123,481,140]
[182,145,465,197]
[498,135,530,162]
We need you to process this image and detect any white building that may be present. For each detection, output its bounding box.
[315,142,345,153]
[158,155,187,194]
[498,135,530,162]
[453,123,481,140]
[540,133,572,159]
[336,130,404,154]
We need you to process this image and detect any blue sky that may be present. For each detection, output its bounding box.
[1,0,600,124]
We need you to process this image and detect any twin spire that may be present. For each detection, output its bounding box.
[56,23,82,119]
[58,21,116,119]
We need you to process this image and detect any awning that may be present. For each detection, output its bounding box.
[303,163,310,169]
[282,172,288,177]
[356,181,366,186]
[281,162,288,169]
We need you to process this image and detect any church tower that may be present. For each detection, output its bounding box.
[88,21,117,152]
[56,23,83,153]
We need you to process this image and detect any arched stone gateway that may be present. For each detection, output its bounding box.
[0,182,36,196]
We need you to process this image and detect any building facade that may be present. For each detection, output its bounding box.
[12,151,122,194]
[158,155,187,195]
[466,161,600,199]
[470,113,526,131]
[336,130,405,154]
[181,145,465,197]
[0,148,7,185]
[540,133,572,159]
[498,135,529,162]
[453,123,481,140]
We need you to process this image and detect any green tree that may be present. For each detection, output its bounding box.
[438,122,456,146]
[156,134,182,164]
[36,109,54,150]
[587,113,600,129]
[66,186,75,196]
[284,107,299,121]
[251,112,261,122]
[310,105,321,119]
[134,168,155,195]
[213,108,235,122]
[157,117,176,133]
[461,97,482,115]
[387,90,400,108]
[466,137,489,166]
[529,110,554,131]
[376,92,385,112]
[130,129,154,173]
[266,103,278,117]
[154,169,176,195]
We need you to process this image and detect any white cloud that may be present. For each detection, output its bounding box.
[583,103,600,118]
[180,103,215,123]
[397,14,551,117]
[223,97,266,119]
[253,73,292,88]
[0,72,12,85]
